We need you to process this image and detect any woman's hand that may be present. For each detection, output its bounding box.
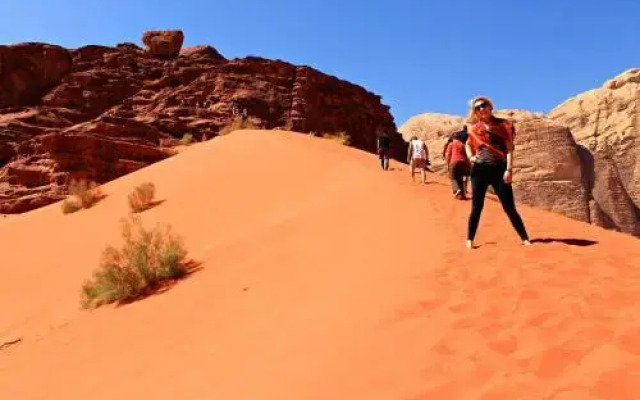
[503,169,512,184]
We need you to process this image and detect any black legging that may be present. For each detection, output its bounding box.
[467,162,529,241]
[449,161,470,195]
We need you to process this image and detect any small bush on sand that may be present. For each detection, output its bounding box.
[128,182,156,213]
[70,179,100,207]
[218,117,259,136]
[80,215,188,309]
[61,179,101,214]
[159,137,182,147]
[181,133,193,145]
[61,198,82,214]
[322,131,351,146]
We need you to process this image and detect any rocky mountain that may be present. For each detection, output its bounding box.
[548,68,640,237]
[400,69,640,237]
[0,30,401,213]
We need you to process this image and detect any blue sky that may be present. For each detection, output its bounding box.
[2,0,639,126]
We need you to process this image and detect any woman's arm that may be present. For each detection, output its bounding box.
[503,150,514,184]
[465,142,475,163]
[504,123,515,182]
[445,142,452,166]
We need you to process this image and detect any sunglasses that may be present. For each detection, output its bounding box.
[474,102,490,111]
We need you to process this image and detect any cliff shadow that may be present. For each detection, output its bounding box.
[577,144,595,193]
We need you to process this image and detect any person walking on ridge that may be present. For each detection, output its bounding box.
[407,135,429,183]
[465,96,531,249]
[458,124,471,195]
[445,126,471,199]
[377,131,392,171]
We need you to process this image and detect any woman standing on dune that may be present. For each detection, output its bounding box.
[465,96,531,249]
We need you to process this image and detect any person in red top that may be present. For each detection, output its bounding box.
[445,126,471,199]
[464,96,531,249]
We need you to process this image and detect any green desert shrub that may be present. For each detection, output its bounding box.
[80,215,188,309]
[128,182,156,213]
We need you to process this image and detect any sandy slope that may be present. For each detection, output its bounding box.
[1,130,639,400]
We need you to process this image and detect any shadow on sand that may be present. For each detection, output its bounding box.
[531,238,598,247]
[85,193,109,208]
[133,199,167,213]
[115,260,204,307]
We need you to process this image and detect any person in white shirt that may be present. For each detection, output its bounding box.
[407,136,429,183]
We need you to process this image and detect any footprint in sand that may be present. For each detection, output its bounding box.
[388,298,443,324]
[448,301,477,314]
[452,317,477,329]
[488,333,519,356]
[592,368,639,400]
[617,327,640,355]
[534,346,585,380]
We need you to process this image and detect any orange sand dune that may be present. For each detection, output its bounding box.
[1,130,640,400]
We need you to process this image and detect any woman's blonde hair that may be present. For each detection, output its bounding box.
[466,96,495,124]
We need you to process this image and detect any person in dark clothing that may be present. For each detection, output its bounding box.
[377,131,392,170]
[443,125,469,159]
[465,96,531,249]
[457,124,469,142]
[442,134,454,163]
[445,127,471,199]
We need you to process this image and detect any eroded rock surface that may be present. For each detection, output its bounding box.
[0,31,399,213]
[549,68,640,236]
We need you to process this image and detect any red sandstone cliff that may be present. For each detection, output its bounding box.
[0,31,400,213]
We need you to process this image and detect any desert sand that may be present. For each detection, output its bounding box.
[1,130,639,399]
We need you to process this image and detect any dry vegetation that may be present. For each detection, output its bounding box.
[283,119,294,131]
[218,117,260,136]
[181,133,194,145]
[61,179,102,214]
[81,215,188,309]
[128,182,156,213]
[322,131,351,145]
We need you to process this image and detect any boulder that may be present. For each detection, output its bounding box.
[180,45,226,61]
[142,30,184,59]
[0,43,72,107]
[506,113,589,223]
